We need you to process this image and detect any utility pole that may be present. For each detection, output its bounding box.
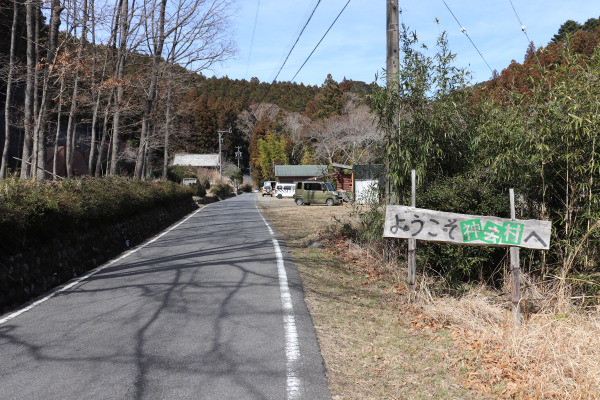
[384,0,400,263]
[235,146,242,169]
[217,127,231,178]
[386,0,399,205]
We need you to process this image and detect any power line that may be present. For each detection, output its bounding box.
[441,0,494,77]
[254,0,350,121]
[441,0,515,104]
[272,0,322,83]
[507,0,545,72]
[252,0,322,119]
[244,0,261,79]
[290,0,351,82]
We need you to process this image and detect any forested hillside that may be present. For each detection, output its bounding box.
[0,0,378,182]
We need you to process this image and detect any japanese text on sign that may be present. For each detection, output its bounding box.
[384,206,551,250]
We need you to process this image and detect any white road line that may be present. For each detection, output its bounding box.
[0,205,209,326]
[256,199,301,399]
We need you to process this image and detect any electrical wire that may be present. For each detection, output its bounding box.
[441,0,515,104]
[442,0,494,77]
[507,0,547,74]
[256,0,351,120]
[244,0,261,79]
[252,0,321,119]
[272,0,322,83]
[290,0,351,82]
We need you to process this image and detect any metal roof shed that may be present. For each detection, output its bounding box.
[171,153,220,168]
[274,165,329,183]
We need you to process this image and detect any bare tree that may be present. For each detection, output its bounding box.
[157,0,236,178]
[64,0,88,178]
[0,0,20,179]
[134,0,168,179]
[31,0,64,179]
[283,112,310,164]
[20,0,36,178]
[307,104,381,165]
[110,0,131,175]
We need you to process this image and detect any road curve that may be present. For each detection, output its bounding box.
[0,193,330,400]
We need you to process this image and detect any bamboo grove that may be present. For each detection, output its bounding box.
[369,18,600,290]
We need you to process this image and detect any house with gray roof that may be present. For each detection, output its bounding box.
[274,165,329,184]
[171,153,220,168]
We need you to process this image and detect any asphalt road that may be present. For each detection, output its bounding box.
[0,193,330,400]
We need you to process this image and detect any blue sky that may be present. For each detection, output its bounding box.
[211,0,599,87]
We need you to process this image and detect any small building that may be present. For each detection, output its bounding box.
[274,165,329,184]
[353,164,384,204]
[331,163,353,192]
[171,153,220,169]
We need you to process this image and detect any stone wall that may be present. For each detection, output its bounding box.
[0,199,197,313]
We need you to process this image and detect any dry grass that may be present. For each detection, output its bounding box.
[423,293,600,399]
[259,196,489,399]
[259,195,600,399]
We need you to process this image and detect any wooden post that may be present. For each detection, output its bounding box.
[408,170,416,294]
[510,189,521,325]
[385,0,399,205]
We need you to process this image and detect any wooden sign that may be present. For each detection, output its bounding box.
[384,206,552,250]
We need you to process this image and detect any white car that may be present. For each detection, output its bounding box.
[274,184,295,199]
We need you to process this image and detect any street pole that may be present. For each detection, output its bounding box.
[386,0,399,205]
[217,127,231,178]
[235,146,242,169]
[384,0,400,263]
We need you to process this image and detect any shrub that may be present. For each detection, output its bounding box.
[210,182,233,199]
[416,173,510,288]
[240,183,253,193]
[188,183,206,197]
[0,177,193,246]
[195,169,212,189]
[167,165,195,183]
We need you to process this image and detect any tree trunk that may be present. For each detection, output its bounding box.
[33,0,63,180]
[65,0,87,178]
[88,0,98,174]
[32,1,41,177]
[111,0,129,175]
[163,67,174,180]
[20,0,35,178]
[96,89,114,177]
[92,1,120,176]
[0,0,19,179]
[53,76,65,179]
[134,0,167,179]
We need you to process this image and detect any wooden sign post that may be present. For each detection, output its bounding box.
[509,189,521,325]
[384,189,551,323]
[408,170,416,294]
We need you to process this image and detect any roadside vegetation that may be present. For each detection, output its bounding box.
[0,176,192,243]
[260,196,600,399]
[258,20,600,398]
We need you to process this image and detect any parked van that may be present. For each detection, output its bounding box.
[293,181,340,206]
[274,183,295,199]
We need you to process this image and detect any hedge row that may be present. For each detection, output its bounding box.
[0,177,193,246]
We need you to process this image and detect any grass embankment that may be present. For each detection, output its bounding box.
[259,196,600,399]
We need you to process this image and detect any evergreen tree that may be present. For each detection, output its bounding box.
[304,74,344,120]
